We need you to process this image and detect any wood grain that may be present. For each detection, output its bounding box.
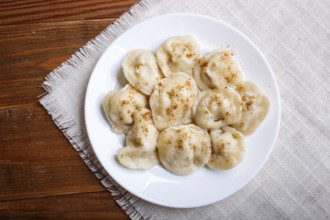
[0,20,114,82]
[0,192,129,219]
[0,0,139,218]
[0,0,138,25]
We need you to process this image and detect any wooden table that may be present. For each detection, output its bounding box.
[0,0,139,218]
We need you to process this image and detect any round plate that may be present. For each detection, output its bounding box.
[85,13,281,208]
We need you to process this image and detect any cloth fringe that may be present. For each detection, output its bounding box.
[39,0,161,219]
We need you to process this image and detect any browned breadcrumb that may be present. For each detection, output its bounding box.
[242,95,255,111]
[167,89,175,99]
[176,84,186,91]
[177,139,184,150]
[208,94,222,110]
[118,111,125,122]
[141,111,151,120]
[225,73,237,84]
[141,124,149,134]
[245,99,255,111]
[181,131,190,140]
[236,84,245,93]
[134,136,143,147]
[232,133,240,139]
[183,104,189,113]
[121,100,129,106]
[216,142,226,154]
[241,95,247,102]
[221,51,231,61]
[184,80,192,88]
[166,107,172,116]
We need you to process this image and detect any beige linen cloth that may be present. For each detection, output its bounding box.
[40,0,330,219]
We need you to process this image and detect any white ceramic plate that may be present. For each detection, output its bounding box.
[85,13,281,208]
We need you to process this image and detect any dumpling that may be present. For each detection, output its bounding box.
[192,86,242,130]
[103,84,148,134]
[122,49,163,95]
[156,35,200,77]
[157,124,211,175]
[149,72,199,131]
[117,108,159,169]
[232,81,269,136]
[193,50,243,90]
[207,126,245,170]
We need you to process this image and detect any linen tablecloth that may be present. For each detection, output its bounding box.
[40,0,330,219]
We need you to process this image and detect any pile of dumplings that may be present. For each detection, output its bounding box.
[103,36,269,175]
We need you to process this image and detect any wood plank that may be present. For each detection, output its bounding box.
[0,21,111,133]
[0,104,83,162]
[0,79,44,108]
[0,20,114,82]
[0,159,105,201]
[0,192,129,219]
[0,0,139,25]
[0,105,107,201]
[0,18,120,201]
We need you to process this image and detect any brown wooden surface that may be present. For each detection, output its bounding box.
[0,0,139,219]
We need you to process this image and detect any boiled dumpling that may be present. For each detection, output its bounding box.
[156,35,199,77]
[157,124,211,175]
[207,126,245,170]
[193,50,243,90]
[103,84,148,134]
[117,108,159,169]
[149,72,199,131]
[232,81,269,136]
[122,49,163,95]
[192,86,242,130]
